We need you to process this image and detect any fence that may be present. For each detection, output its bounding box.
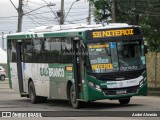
[146,52,160,95]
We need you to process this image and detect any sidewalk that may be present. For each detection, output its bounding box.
[148,87,160,96]
[0,78,10,89]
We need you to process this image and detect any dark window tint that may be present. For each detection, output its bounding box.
[23,39,33,63]
[10,37,73,64]
[61,37,72,63]
[32,39,42,63]
[7,40,17,62]
[50,38,61,63]
[42,38,50,63]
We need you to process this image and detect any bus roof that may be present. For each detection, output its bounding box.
[7,23,139,40]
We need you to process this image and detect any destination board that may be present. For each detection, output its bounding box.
[86,27,141,40]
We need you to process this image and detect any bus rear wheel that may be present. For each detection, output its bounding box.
[69,85,81,109]
[29,81,39,104]
[119,98,130,105]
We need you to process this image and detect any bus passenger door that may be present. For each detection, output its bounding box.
[16,41,25,96]
[73,38,83,99]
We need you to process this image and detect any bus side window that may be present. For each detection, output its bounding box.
[7,40,16,62]
[23,39,33,63]
[32,39,42,63]
[61,37,72,63]
[42,38,50,63]
[50,38,61,63]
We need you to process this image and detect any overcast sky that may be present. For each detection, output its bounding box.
[0,0,88,16]
[0,0,89,34]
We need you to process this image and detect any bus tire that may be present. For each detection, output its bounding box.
[0,75,5,81]
[119,98,130,105]
[29,81,39,104]
[69,85,81,109]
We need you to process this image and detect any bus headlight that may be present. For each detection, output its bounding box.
[95,85,101,91]
[139,77,146,87]
[139,80,144,87]
[88,82,94,87]
[88,82,101,91]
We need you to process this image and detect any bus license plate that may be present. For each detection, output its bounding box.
[116,90,127,94]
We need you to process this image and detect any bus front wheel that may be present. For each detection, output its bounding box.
[119,98,130,105]
[69,85,81,109]
[29,81,39,104]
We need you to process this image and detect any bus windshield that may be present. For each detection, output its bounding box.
[87,40,145,73]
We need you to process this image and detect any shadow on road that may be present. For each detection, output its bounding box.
[42,99,143,110]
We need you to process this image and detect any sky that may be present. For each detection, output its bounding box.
[0,0,90,34]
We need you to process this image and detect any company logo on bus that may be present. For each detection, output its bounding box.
[40,68,64,78]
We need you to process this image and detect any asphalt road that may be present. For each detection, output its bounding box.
[0,79,160,120]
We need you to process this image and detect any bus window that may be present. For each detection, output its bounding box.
[117,41,144,71]
[50,38,61,63]
[42,38,50,63]
[87,43,118,73]
[8,40,17,62]
[32,39,42,63]
[61,37,72,63]
[23,39,33,63]
[12,41,17,62]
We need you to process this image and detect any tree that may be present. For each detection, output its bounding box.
[89,0,111,23]
[90,0,160,52]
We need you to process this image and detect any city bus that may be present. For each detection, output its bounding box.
[7,23,147,108]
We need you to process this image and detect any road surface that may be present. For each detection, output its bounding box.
[0,79,159,120]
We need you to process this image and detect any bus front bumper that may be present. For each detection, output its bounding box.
[83,81,147,101]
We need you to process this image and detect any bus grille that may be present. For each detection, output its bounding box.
[88,68,145,81]
[102,86,139,95]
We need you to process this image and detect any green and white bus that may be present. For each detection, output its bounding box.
[7,23,147,108]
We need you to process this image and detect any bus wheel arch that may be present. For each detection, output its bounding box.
[67,80,73,99]
[28,78,33,89]
[69,84,82,109]
[28,78,47,103]
[28,80,38,104]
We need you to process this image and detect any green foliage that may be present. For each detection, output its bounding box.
[89,0,111,23]
[90,0,160,52]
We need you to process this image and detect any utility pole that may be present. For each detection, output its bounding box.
[17,0,23,32]
[60,0,64,25]
[111,0,116,23]
[10,0,23,32]
[87,1,91,25]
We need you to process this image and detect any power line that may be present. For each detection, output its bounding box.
[23,4,57,20]
[24,0,44,6]
[66,17,88,22]
[23,6,56,21]
[68,11,89,13]
[27,10,54,15]
[64,0,80,22]
[0,16,18,19]
[119,7,160,17]
[25,14,45,26]
[67,13,89,16]
[41,0,57,18]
